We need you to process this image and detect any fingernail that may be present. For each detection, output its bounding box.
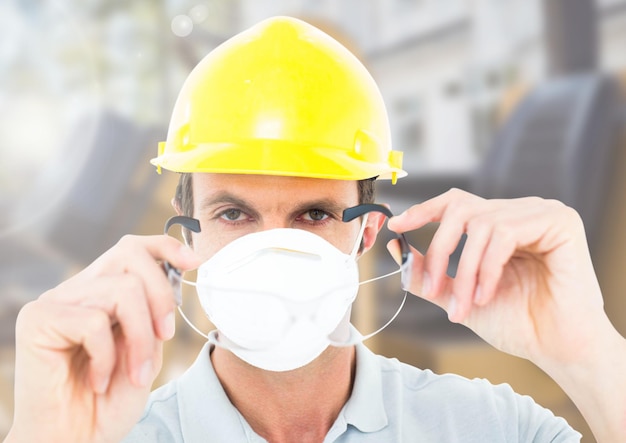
[386,241,402,264]
[422,272,431,298]
[387,212,403,228]
[447,296,457,321]
[137,360,153,387]
[162,311,176,340]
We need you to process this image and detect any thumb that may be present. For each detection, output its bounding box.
[386,239,424,294]
[386,239,455,318]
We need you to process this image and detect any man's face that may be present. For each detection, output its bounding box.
[189,173,370,261]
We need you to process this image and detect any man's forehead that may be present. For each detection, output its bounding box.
[191,172,360,208]
[191,172,358,193]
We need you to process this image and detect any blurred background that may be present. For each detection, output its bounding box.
[1,0,626,441]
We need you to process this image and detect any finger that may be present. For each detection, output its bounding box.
[74,235,202,341]
[387,188,482,233]
[387,239,424,294]
[422,192,488,303]
[386,240,456,315]
[119,234,202,271]
[449,215,494,321]
[17,300,117,394]
[387,189,483,301]
[386,237,403,266]
[422,218,466,301]
[449,199,547,319]
[116,235,201,340]
[387,203,431,233]
[43,274,159,388]
[81,308,118,393]
[115,243,178,342]
[77,235,202,282]
[474,234,517,311]
[75,274,158,388]
[462,199,564,310]
[474,206,554,307]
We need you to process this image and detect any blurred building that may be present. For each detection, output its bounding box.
[2,1,626,441]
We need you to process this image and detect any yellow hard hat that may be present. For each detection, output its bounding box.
[152,16,406,184]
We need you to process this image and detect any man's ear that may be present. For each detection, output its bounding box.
[171,197,183,215]
[361,211,387,254]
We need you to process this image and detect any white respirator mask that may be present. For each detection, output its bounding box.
[163,204,413,372]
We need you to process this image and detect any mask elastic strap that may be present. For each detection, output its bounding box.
[206,330,228,350]
[335,250,414,347]
[360,267,401,285]
[329,290,408,347]
[349,213,369,259]
[175,278,215,341]
[176,305,210,340]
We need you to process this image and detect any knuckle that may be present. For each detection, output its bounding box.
[520,195,545,206]
[443,192,485,220]
[466,214,490,234]
[537,198,582,225]
[15,300,38,329]
[447,187,466,198]
[491,222,514,245]
[120,273,145,295]
[83,309,113,337]
[443,198,469,220]
[544,197,564,205]
[543,198,567,211]
[120,272,170,317]
[561,204,584,225]
[116,234,141,250]
[14,300,62,345]
[39,277,81,302]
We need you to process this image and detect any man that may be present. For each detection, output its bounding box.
[5,16,626,443]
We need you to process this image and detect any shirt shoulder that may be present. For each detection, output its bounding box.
[373,352,581,442]
[121,380,183,443]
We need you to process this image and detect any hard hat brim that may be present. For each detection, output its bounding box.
[151,140,406,182]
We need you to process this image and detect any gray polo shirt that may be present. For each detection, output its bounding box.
[123,341,581,442]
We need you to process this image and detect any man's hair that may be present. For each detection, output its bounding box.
[173,173,376,244]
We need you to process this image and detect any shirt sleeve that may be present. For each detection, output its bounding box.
[397,364,583,442]
[490,381,582,442]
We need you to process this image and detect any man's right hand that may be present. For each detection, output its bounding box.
[4,235,202,443]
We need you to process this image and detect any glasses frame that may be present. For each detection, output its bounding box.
[341,203,411,266]
[163,216,201,305]
[162,203,412,304]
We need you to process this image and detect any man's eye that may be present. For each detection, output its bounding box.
[221,208,243,221]
[306,209,328,221]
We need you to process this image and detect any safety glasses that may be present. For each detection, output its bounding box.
[162,203,413,306]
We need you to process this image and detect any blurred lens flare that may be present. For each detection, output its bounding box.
[0,0,101,237]
[171,14,193,37]
[189,5,210,24]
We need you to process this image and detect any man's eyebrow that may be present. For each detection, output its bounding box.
[288,199,348,219]
[199,194,349,220]
[198,192,261,218]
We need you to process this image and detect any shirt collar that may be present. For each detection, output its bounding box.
[341,342,388,433]
[176,339,389,439]
[177,342,254,443]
